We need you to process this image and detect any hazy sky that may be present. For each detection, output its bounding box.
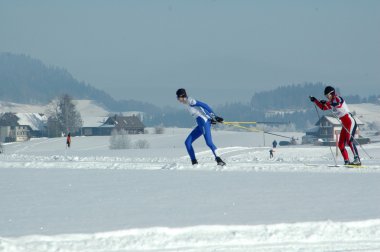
[1,0,379,106]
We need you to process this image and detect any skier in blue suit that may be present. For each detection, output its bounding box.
[176,88,226,166]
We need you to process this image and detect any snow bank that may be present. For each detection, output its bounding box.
[1,131,379,173]
[2,220,380,252]
[1,145,380,173]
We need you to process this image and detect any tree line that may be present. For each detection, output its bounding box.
[1,53,379,130]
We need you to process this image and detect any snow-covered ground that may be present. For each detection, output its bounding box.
[1,128,380,252]
[351,103,380,130]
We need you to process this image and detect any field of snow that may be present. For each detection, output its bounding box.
[1,128,380,252]
[351,103,380,129]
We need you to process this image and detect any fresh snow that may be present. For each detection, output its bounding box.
[1,128,380,252]
[0,100,108,116]
[2,220,380,252]
[350,103,380,130]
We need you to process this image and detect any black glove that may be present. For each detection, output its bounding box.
[309,96,316,102]
[210,113,223,124]
[215,116,224,123]
[320,100,327,105]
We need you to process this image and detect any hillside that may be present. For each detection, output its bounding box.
[0,100,108,116]
[251,83,380,111]
[0,53,161,117]
[350,103,380,132]
[1,53,379,129]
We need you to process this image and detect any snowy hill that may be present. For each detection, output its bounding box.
[1,128,380,251]
[0,100,109,116]
[0,101,47,114]
[350,103,380,130]
[0,100,114,131]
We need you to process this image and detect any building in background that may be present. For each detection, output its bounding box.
[0,112,47,142]
[303,115,370,145]
[81,114,145,136]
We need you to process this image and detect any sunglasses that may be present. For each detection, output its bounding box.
[325,91,334,99]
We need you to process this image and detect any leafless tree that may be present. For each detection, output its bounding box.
[134,139,150,149]
[154,125,165,134]
[46,94,83,137]
[109,129,131,149]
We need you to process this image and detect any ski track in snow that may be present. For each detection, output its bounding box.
[1,133,380,251]
[1,145,379,173]
[1,220,380,252]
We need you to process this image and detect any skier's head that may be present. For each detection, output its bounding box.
[324,86,335,100]
[176,88,187,103]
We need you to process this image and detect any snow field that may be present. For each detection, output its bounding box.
[2,220,380,252]
[1,128,380,251]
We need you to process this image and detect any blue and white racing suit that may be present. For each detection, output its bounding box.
[184,97,219,160]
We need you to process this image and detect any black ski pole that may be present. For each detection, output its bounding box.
[311,100,338,166]
[328,111,373,160]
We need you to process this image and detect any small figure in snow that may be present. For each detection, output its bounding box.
[272,140,277,149]
[176,88,226,166]
[269,148,274,159]
[66,133,71,148]
[290,137,297,145]
[310,86,361,165]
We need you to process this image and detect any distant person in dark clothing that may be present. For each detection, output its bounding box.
[272,140,277,149]
[269,149,274,159]
[66,133,71,148]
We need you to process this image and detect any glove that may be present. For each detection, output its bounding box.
[210,113,224,124]
[320,100,327,105]
[215,116,224,123]
[309,96,316,102]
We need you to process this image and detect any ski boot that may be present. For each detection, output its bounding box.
[344,160,350,165]
[191,159,198,165]
[350,156,361,166]
[215,156,226,166]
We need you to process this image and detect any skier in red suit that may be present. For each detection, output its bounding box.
[310,86,361,165]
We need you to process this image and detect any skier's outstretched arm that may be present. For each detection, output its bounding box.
[309,96,331,110]
[315,99,331,110]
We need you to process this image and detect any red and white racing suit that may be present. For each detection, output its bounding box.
[314,96,360,161]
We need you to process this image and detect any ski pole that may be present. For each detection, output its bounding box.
[311,101,338,166]
[223,121,257,124]
[222,122,296,140]
[328,111,373,160]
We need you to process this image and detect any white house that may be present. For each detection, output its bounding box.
[0,112,47,142]
[303,115,368,145]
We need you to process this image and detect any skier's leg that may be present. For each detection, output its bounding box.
[201,120,218,158]
[200,119,225,166]
[338,128,349,163]
[346,116,360,164]
[185,126,203,161]
[347,116,360,158]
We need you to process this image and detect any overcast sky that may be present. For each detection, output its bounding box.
[1,0,379,106]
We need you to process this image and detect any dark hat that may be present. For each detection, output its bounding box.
[176,88,187,98]
[324,86,335,96]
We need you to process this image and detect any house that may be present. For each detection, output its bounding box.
[81,116,109,136]
[0,125,30,142]
[303,115,369,145]
[15,113,47,137]
[81,114,145,136]
[0,112,47,142]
